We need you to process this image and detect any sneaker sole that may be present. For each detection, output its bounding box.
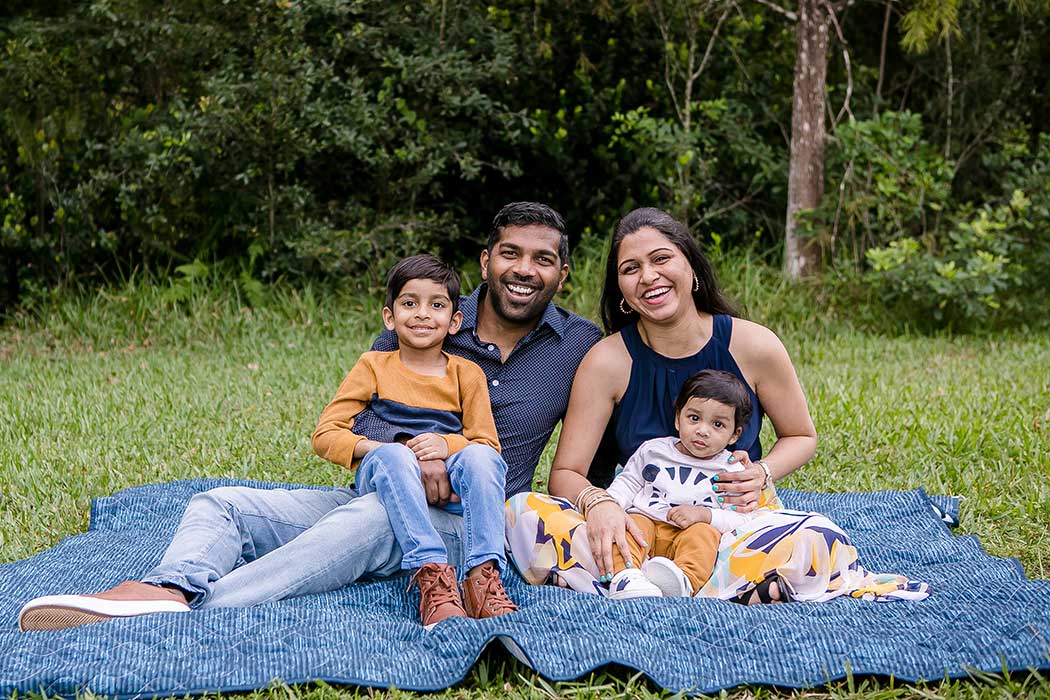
[19,605,115,631]
[18,595,190,632]
[644,559,693,597]
[422,613,468,631]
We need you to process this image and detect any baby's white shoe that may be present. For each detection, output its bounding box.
[642,556,694,597]
[608,567,663,600]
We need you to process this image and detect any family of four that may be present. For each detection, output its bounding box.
[18,202,925,633]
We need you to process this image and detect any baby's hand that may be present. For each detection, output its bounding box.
[406,433,449,462]
[667,505,713,529]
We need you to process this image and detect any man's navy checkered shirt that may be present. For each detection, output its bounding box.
[365,284,602,496]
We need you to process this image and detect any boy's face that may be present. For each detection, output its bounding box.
[382,278,462,352]
[674,397,742,460]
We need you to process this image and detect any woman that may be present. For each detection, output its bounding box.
[506,207,927,603]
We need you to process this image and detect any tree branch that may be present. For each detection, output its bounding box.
[649,0,686,126]
[691,2,734,83]
[874,0,892,113]
[753,0,797,21]
[825,0,853,128]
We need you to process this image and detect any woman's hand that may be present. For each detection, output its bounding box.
[711,450,765,513]
[585,501,648,581]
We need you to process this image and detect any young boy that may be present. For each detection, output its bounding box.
[602,369,782,600]
[311,254,517,629]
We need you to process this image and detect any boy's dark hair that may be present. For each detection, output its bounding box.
[385,254,461,313]
[488,201,570,267]
[674,369,753,431]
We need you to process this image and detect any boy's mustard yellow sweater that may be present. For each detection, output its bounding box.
[312,350,500,470]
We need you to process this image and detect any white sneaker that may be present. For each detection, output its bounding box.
[18,581,191,632]
[607,568,663,600]
[642,556,694,597]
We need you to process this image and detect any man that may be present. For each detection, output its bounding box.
[18,202,602,631]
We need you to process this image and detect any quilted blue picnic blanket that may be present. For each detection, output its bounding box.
[1,479,1048,697]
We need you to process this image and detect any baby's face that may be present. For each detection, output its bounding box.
[674,397,740,460]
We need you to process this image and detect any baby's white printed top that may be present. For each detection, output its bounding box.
[606,436,754,532]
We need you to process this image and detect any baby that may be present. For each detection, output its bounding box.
[605,369,780,599]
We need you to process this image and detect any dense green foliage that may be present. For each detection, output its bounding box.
[2,0,1048,327]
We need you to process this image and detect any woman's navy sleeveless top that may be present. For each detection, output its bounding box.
[610,315,763,465]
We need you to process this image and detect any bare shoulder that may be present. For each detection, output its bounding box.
[581,332,630,370]
[575,332,631,397]
[729,317,789,363]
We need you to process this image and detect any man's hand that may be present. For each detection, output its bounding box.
[407,433,449,462]
[667,505,713,529]
[417,458,460,507]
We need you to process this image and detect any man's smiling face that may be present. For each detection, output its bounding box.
[480,224,568,325]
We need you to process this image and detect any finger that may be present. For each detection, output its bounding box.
[598,516,620,581]
[405,435,421,448]
[625,516,648,549]
[613,528,633,572]
[436,471,452,505]
[734,499,758,513]
[586,523,605,579]
[422,472,439,505]
[730,449,751,465]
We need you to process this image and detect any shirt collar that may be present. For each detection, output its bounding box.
[459,283,566,338]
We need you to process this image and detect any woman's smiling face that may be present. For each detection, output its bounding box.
[616,226,695,323]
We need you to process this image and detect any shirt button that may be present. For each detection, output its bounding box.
[487,344,495,351]
[492,380,500,387]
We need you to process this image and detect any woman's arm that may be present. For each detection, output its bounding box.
[548,336,646,578]
[548,337,628,500]
[718,319,818,510]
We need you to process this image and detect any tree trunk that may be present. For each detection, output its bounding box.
[784,0,829,279]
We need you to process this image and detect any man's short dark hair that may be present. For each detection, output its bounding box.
[385,254,461,313]
[674,369,753,431]
[487,201,570,267]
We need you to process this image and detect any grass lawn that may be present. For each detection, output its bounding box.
[1,270,1048,699]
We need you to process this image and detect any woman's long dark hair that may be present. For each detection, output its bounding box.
[599,207,738,333]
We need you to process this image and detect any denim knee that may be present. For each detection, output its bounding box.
[450,444,506,484]
[367,443,419,477]
[187,487,241,516]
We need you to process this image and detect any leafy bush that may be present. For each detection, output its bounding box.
[806,111,954,266]
[865,191,1030,328]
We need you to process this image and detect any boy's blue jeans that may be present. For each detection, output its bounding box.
[141,444,506,608]
[353,443,508,572]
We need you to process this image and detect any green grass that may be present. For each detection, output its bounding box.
[2,262,1049,699]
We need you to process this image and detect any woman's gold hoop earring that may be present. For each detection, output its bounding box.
[619,298,631,315]
[693,275,700,292]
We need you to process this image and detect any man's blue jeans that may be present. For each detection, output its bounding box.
[141,445,504,608]
[353,443,508,572]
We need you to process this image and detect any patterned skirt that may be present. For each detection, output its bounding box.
[505,492,930,602]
